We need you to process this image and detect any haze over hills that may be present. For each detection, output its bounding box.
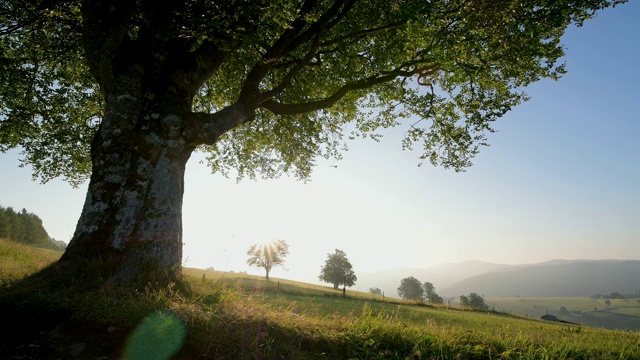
[357,260,640,299]
[441,260,640,297]
[357,260,513,299]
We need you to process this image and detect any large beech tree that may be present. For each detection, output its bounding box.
[0,0,625,283]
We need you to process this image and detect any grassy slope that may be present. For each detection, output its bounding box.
[1,240,638,359]
[0,238,62,285]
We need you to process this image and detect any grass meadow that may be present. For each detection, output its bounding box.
[1,238,639,359]
[488,296,640,331]
[0,238,62,285]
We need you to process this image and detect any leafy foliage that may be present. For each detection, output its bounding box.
[369,287,382,295]
[3,259,640,359]
[0,1,100,186]
[422,281,443,304]
[318,249,357,289]
[397,276,423,300]
[246,239,289,280]
[460,292,489,310]
[0,0,627,184]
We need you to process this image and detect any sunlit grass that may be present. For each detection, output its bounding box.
[1,246,638,359]
[0,238,62,285]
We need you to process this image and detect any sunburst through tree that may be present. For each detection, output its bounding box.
[246,239,289,281]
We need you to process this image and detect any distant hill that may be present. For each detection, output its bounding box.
[356,259,640,299]
[47,238,67,251]
[440,260,640,297]
[356,260,512,299]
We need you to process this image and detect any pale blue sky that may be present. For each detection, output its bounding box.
[1,3,638,287]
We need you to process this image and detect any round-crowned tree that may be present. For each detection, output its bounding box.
[319,249,357,290]
[398,276,423,301]
[246,239,289,281]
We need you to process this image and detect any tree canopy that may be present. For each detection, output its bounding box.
[422,281,443,304]
[318,249,357,289]
[246,239,289,281]
[369,287,382,296]
[397,276,423,300]
[459,292,489,310]
[0,0,627,283]
[1,0,626,184]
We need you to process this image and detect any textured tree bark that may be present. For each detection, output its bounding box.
[58,76,195,283]
[52,0,267,286]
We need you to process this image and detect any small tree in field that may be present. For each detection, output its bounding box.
[246,239,289,281]
[369,287,382,295]
[397,276,423,301]
[609,292,624,300]
[422,281,444,303]
[460,292,489,310]
[319,249,357,289]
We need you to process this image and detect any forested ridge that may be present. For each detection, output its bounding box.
[0,205,65,251]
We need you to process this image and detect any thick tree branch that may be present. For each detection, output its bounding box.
[81,0,134,92]
[271,20,410,82]
[1,0,77,35]
[320,20,406,48]
[238,0,355,101]
[169,40,228,97]
[260,35,322,99]
[263,0,318,60]
[259,65,438,115]
[278,0,356,57]
[183,101,255,146]
[238,0,319,100]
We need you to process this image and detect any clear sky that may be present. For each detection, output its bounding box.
[1,3,638,287]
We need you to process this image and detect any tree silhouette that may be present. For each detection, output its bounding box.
[398,276,423,301]
[460,293,489,310]
[319,249,357,289]
[246,239,289,281]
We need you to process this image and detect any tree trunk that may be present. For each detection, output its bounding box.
[58,81,195,284]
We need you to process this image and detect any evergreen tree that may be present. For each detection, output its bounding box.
[0,207,11,239]
[5,208,25,243]
[0,205,54,248]
[20,209,50,246]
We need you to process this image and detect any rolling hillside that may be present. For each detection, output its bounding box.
[357,260,512,298]
[2,240,639,358]
[357,259,640,299]
[441,260,640,297]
